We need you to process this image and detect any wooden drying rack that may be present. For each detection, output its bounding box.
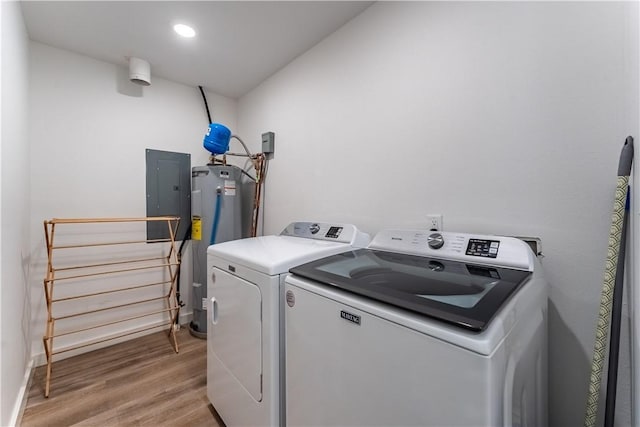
[42,217,181,397]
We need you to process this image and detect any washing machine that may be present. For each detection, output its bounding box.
[284,229,548,426]
[206,221,370,427]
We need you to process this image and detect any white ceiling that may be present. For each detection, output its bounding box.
[21,1,373,98]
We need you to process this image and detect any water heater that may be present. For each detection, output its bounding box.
[190,164,243,338]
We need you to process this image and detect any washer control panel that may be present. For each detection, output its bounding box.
[309,223,321,235]
[466,238,500,258]
[368,229,533,271]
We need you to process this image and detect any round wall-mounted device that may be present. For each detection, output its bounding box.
[129,57,151,86]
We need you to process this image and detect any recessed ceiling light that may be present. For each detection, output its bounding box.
[174,24,196,38]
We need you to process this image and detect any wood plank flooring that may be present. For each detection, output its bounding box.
[21,328,223,426]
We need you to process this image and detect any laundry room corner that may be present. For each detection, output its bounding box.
[1,1,637,425]
[25,41,242,366]
[236,2,640,425]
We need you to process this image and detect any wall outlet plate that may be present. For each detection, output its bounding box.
[427,214,443,231]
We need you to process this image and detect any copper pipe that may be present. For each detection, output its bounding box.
[250,154,267,237]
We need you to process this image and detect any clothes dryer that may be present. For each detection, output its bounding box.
[206,222,370,427]
[285,229,547,426]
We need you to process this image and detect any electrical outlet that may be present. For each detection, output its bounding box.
[427,214,443,231]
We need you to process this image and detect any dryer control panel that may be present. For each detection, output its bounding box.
[368,229,534,271]
[281,222,370,247]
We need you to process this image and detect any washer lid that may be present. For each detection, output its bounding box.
[207,235,352,275]
[289,248,531,332]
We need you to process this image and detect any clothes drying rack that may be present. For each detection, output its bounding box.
[41,217,181,397]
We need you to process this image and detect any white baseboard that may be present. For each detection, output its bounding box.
[10,357,35,427]
[178,310,192,328]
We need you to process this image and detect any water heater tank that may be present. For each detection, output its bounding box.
[190,164,243,337]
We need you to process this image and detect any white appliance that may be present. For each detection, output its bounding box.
[206,222,370,427]
[285,229,548,426]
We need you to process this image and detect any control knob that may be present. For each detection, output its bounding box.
[427,232,444,249]
[309,223,320,234]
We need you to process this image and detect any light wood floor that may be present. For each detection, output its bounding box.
[21,327,223,426]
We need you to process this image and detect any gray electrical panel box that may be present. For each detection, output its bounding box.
[145,149,191,241]
[262,132,275,154]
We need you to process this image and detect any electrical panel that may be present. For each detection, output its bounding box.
[145,149,191,240]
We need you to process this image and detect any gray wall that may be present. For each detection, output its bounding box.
[27,42,238,362]
[237,2,639,426]
[0,1,31,425]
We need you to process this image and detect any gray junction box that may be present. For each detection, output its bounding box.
[261,132,275,154]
